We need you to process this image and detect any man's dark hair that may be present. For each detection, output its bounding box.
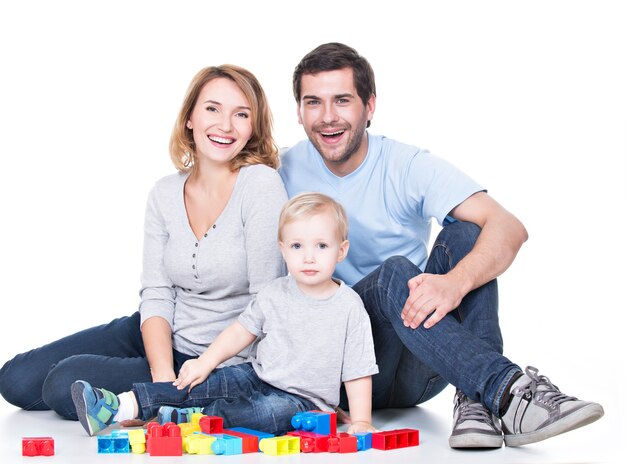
[292,42,376,107]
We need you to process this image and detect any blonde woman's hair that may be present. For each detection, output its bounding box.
[278,193,349,242]
[169,64,279,172]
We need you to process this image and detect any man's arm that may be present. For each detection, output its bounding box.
[401,191,528,329]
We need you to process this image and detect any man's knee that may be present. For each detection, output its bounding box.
[438,221,481,250]
[378,255,420,286]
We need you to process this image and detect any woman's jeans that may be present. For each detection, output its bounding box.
[133,362,315,435]
[342,221,521,415]
[0,312,181,420]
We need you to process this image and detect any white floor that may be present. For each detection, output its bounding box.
[1,383,619,464]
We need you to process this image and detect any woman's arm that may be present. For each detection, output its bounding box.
[139,182,177,381]
[242,167,288,294]
[141,316,175,382]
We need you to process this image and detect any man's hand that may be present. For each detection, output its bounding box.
[173,358,212,391]
[401,273,465,329]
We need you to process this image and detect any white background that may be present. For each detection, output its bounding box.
[0,0,624,461]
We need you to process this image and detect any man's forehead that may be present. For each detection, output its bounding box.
[300,69,356,97]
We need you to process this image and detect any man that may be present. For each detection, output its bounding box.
[279,42,603,448]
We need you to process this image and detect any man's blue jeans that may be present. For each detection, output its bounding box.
[0,312,192,420]
[344,221,521,416]
[133,362,315,435]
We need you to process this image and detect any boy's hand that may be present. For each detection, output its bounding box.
[335,406,352,425]
[347,420,378,434]
[173,358,212,391]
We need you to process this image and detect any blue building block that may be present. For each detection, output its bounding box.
[353,432,372,451]
[207,433,242,455]
[97,431,130,453]
[291,411,334,435]
[228,427,274,451]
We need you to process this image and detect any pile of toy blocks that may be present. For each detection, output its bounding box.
[92,410,419,456]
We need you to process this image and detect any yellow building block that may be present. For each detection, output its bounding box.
[190,413,205,426]
[127,429,146,454]
[179,422,201,437]
[183,433,216,455]
[259,436,300,456]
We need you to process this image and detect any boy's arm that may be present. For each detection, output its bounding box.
[174,321,256,391]
[344,375,377,433]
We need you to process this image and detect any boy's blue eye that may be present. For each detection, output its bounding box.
[318,243,328,249]
[291,243,301,250]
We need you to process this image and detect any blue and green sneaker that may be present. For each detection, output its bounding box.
[71,380,119,436]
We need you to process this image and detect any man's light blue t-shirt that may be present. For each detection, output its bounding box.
[279,134,484,287]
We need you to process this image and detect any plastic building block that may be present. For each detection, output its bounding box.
[228,427,274,451]
[327,432,358,453]
[179,422,201,437]
[199,415,224,434]
[371,428,419,450]
[353,432,372,451]
[22,437,54,457]
[183,433,216,455]
[148,422,182,456]
[287,430,330,453]
[97,431,129,453]
[127,429,146,454]
[259,436,300,455]
[209,433,242,455]
[291,410,337,435]
[224,429,259,453]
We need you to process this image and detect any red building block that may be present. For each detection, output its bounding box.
[327,432,358,453]
[199,415,224,434]
[22,437,54,457]
[148,422,182,456]
[371,429,420,450]
[224,429,258,453]
[287,430,330,453]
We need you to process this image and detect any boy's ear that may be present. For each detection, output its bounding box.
[278,241,287,259]
[337,240,350,263]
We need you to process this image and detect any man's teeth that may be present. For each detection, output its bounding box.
[209,135,234,144]
[321,130,344,137]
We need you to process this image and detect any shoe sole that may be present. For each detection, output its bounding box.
[70,381,96,436]
[449,432,503,449]
[504,403,604,447]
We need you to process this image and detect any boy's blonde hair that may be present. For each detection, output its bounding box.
[278,193,348,242]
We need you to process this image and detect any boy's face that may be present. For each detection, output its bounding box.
[279,209,349,296]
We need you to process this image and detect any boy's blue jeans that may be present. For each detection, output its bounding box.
[133,362,315,435]
[342,221,521,416]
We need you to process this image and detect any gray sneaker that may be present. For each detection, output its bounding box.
[502,366,604,447]
[449,389,503,448]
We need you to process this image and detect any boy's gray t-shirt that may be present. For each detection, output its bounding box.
[238,275,379,411]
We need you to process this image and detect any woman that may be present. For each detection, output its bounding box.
[0,65,287,420]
